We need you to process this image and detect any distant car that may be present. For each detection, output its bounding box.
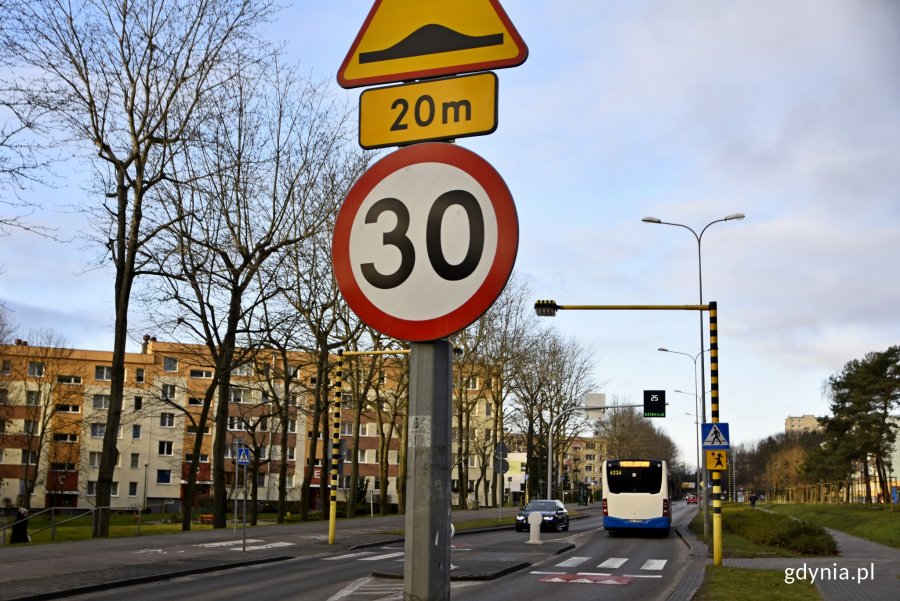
[685,494,698,504]
[515,499,569,532]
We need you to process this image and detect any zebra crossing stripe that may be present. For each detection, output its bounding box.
[598,557,628,569]
[321,551,377,561]
[640,559,667,570]
[556,556,590,568]
[359,551,405,561]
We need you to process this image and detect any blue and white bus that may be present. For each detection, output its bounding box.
[601,459,672,536]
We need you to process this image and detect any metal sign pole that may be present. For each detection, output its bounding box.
[403,340,452,600]
[242,462,247,552]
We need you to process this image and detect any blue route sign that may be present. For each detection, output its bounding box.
[236,446,251,466]
[701,423,730,450]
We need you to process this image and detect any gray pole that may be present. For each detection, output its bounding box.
[404,341,452,601]
[242,462,248,552]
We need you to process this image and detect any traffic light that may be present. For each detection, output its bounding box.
[534,300,559,317]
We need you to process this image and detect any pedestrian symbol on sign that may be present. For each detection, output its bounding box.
[237,447,250,466]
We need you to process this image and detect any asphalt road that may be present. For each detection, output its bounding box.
[56,503,698,601]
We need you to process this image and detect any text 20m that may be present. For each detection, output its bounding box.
[390,95,472,131]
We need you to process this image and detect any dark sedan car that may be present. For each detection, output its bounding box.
[515,499,569,532]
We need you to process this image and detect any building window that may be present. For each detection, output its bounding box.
[50,462,76,471]
[0,388,7,404]
[158,441,174,456]
[185,453,210,463]
[57,374,82,385]
[161,384,176,400]
[230,388,247,404]
[92,394,111,410]
[341,421,353,436]
[21,449,39,464]
[134,396,143,411]
[287,447,295,461]
[287,419,296,433]
[55,404,80,413]
[485,402,492,417]
[26,390,40,406]
[128,482,138,496]
[130,453,140,469]
[87,481,96,496]
[187,424,210,434]
[90,423,106,438]
[135,368,145,383]
[53,433,78,442]
[163,357,178,372]
[89,452,102,467]
[27,361,45,377]
[160,413,175,427]
[95,365,112,381]
[24,420,38,434]
[132,424,141,439]
[466,376,478,390]
[190,369,213,379]
[0,359,10,375]
[157,470,172,484]
[188,397,203,406]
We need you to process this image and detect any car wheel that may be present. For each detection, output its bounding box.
[562,520,569,531]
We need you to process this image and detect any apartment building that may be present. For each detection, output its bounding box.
[784,414,822,434]
[0,337,325,512]
[1,337,504,513]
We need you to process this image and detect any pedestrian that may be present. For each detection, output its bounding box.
[749,493,757,509]
[9,506,30,543]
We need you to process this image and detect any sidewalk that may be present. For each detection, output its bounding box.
[0,505,593,601]
[723,529,900,601]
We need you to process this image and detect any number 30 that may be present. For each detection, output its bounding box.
[361,190,485,289]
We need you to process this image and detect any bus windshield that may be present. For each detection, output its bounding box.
[605,461,663,494]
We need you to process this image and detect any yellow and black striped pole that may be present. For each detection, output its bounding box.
[328,351,343,545]
[709,301,723,565]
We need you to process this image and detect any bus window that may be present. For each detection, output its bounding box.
[605,462,663,494]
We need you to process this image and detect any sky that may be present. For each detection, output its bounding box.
[2,1,899,469]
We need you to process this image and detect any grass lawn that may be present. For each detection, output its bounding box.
[689,504,827,557]
[766,504,900,550]
[694,566,822,601]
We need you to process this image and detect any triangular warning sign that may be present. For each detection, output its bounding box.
[338,0,528,89]
[702,424,728,447]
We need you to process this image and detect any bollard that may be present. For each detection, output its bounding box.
[526,511,543,544]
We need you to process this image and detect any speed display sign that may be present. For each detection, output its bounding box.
[332,143,518,341]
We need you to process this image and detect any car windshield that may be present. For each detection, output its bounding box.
[524,501,557,511]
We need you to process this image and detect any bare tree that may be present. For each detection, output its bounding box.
[3,0,275,537]
[507,328,596,499]
[0,331,72,507]
[141,56,357,529]
[594,401,680,465]
[0,306,13,343]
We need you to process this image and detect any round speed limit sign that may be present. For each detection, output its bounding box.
[332,143,518,341]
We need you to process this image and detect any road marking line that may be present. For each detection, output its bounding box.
[641,559,667,570]
[321,551,377,561]
[556,556,591,568]
[598,557,629,569]
[359,551,405,561]
[196,539,263,547]
[234,541,295,551]
[576,572,613,576]
[623,574,663,578]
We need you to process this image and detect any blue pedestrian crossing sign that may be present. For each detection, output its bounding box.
[701,423,730,450]
[236,446,251,466]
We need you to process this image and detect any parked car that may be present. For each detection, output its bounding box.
[515,499,569,532]
[685,494,698,504]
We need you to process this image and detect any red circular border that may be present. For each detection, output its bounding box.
[332,143,518,341]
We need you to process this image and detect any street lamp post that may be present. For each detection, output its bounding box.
[660,346,708,536]
[642,213,744,425]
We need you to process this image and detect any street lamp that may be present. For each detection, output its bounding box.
[660,345,708,536]
[642,213,744,425]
